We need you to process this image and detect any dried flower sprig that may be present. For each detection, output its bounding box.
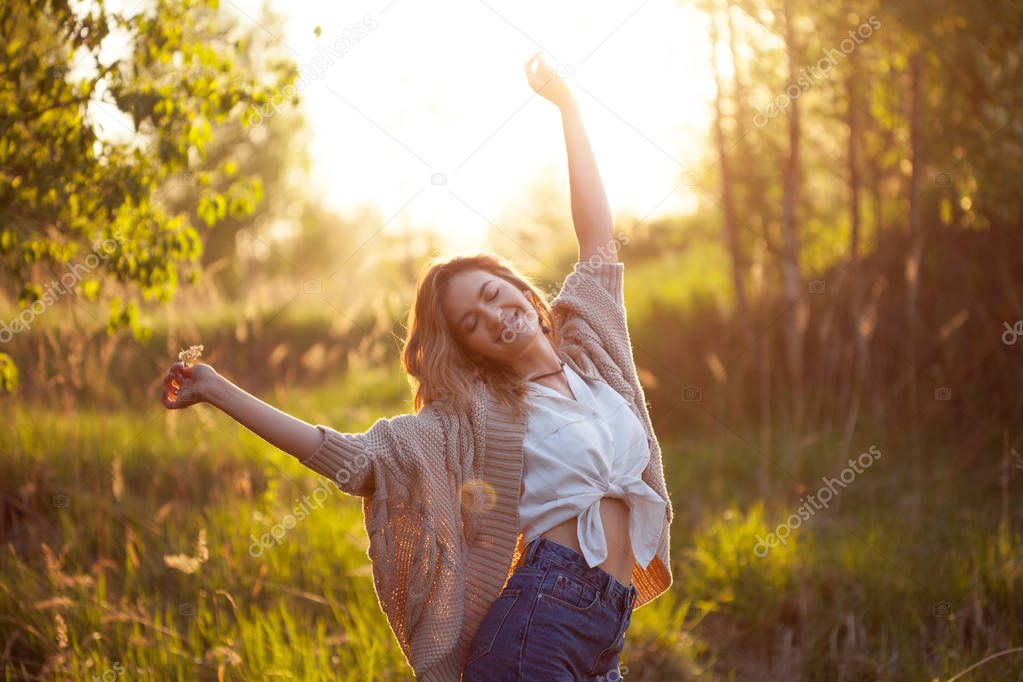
[54,613,68,649]
[163,527,210,574]
[178,344,204,367]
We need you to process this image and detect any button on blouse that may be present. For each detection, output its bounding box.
[518,362,666,570]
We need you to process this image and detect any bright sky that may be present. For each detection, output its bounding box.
[99,0,719,254]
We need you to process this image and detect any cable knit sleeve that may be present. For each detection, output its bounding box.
[297,402,449,497]
[295,400,461,671]
[551,259,629,350]
[567,258,625,308]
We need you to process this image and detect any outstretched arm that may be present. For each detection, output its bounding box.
[524,52,617,265]
[161,362,446,497]
[162,362,322,460]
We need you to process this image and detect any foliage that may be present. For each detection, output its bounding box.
[0,0,296,392]
[681,502,798,627]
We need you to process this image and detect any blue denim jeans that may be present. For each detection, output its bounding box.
[462,535,639,681]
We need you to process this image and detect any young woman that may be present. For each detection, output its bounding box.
[162,52,671,681]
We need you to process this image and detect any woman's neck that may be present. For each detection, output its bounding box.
[507,335,563,382]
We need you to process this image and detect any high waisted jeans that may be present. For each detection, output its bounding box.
[462,535,639,681]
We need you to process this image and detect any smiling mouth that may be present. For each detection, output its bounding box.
[496,309,522,343]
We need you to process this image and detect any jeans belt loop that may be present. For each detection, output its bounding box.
[525,536,542,564]
[602,572,615,605]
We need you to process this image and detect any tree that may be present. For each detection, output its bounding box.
[0,0,295,393]
[778,0,806,454]
[708,1,750,330]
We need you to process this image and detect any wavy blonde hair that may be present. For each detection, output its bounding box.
[402,251,563,419]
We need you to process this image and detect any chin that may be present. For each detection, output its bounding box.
[497,333,535,355]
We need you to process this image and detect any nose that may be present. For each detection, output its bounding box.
[485,306,503,333]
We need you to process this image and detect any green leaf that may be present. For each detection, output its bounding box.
[0,353,18,394]
[18,283,43,307]
[81,279,102,300]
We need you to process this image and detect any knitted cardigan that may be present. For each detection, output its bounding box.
[297,259,675,680]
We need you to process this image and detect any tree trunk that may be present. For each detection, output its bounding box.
[847,58,862,264]
[781,0,806,469]
[906,48,925,522]
[843,50,867,459]
[710,4,751,332]
[754,237,773,498]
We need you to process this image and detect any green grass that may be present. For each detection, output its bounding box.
[662,428,1023,681]
[2,384,1022,680]
[1,400,413,680]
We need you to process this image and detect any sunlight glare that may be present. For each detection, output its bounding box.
[211,0,715,253]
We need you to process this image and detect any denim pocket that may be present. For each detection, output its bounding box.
[541,572,602,611]
[465,589,521,667]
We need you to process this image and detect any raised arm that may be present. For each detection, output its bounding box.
[524,52,617,265]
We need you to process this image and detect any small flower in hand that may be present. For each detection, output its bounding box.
[163,346,215,410]
[178,344,204,368]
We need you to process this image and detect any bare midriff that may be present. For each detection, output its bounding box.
[527,369,637,588]
[540,496,635,588]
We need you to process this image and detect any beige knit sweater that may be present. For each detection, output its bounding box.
[297,259,674,680]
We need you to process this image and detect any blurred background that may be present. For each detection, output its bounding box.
[2,0,1021,679]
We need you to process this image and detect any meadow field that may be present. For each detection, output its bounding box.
[3,259,1021,680]
[3,0,1022,678]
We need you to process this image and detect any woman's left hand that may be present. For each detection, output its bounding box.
[524,52,575,110]
[161,361,218,410]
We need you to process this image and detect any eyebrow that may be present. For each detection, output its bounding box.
[458,279,493,329]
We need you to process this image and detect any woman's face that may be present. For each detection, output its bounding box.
[441,268,541,361]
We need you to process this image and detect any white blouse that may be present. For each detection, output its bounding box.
[518,361,667,571]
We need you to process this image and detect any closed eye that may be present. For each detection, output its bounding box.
[468,286,499,333]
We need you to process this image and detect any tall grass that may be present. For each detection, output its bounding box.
[4,238,1023,679]
[4,391,1020,679]
[1,399,415,680]
[665,430,1023,680]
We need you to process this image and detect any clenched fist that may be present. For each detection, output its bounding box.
[161,361,218,410]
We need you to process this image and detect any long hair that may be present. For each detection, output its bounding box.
[402,251,562,419]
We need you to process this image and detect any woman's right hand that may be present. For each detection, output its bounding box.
[524,52,575,110]
[161,361,218,410]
